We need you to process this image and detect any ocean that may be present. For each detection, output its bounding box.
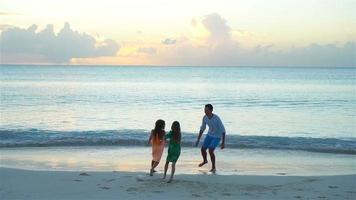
[0,65,355,155]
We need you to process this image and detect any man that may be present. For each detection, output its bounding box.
[195,104,226,172]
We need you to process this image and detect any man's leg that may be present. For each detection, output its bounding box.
[199,147,208,167]
[208,148,216,172]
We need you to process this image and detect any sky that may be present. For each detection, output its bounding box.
[0,0,355,67]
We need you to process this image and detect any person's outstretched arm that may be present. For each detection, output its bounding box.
[217,116,226,149]
[195,129,204,147]
[195,117,206,147]
[221,131,226,149]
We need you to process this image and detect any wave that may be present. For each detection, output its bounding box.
[0,129,355,155]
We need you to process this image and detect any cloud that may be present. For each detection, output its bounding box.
[162,38,176,45]
[270,42,356,67]
[190,13,232,46]
[137,47,157,55]
[160,13,355,67]
[0,23,120,63]
[200,13,231,43]
[0,24,16,31]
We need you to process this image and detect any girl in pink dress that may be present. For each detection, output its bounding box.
[148,119,166,176]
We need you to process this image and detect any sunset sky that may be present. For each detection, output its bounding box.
[0,0,355,66]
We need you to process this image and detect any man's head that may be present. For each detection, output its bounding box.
[204,104,213,116]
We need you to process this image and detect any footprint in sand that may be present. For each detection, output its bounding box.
[328,185,339,189]
[192,194,201,197]
[136,177,145,182]
[126,187,139,192]
[304,178,318,183]
[151,190,163,193]
[136,175,150,182]
[345,191,356,194]
[79,172,90,176]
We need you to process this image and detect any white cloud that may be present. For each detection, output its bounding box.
[162,38,176,45]
[160,13,355,67]
[200,12,231,44]
[0,24,16,31]
[0,23,120,63]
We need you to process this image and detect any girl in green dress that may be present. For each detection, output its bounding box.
[162,121,181,183]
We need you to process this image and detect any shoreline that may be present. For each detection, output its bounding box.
[1,167,355,200]
[1,146,355,176]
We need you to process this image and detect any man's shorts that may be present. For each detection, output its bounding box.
[202,134,221,149]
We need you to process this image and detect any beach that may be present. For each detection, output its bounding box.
[1,146,355,199]
[1,167,355,200]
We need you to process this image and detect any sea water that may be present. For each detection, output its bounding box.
[0,65,355,174]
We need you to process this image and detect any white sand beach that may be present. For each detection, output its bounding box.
[1,146,355,199]
[0,167,355,200]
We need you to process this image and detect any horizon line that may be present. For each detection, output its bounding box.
[1,63,355,69]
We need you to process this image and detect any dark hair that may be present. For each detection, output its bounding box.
[205,104,213,111]
[171,121,181,143]
[153,119,165,136]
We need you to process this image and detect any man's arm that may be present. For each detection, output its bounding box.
[221,131,226,149]
[195,129,204,147]
[217,116,226,149]
[195,117,206,147]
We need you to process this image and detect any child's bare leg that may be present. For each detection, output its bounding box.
[153,161,159,169]
[150,160,154,176]
[150,160,157,172]
[150,161,159,176]
[167,162,176,183]
[162,161,169,179]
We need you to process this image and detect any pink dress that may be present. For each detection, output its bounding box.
[151,134,165,162]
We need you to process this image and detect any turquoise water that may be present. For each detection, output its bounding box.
[0,65,355,153]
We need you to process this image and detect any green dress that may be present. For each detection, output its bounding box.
[165,131,181,162]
